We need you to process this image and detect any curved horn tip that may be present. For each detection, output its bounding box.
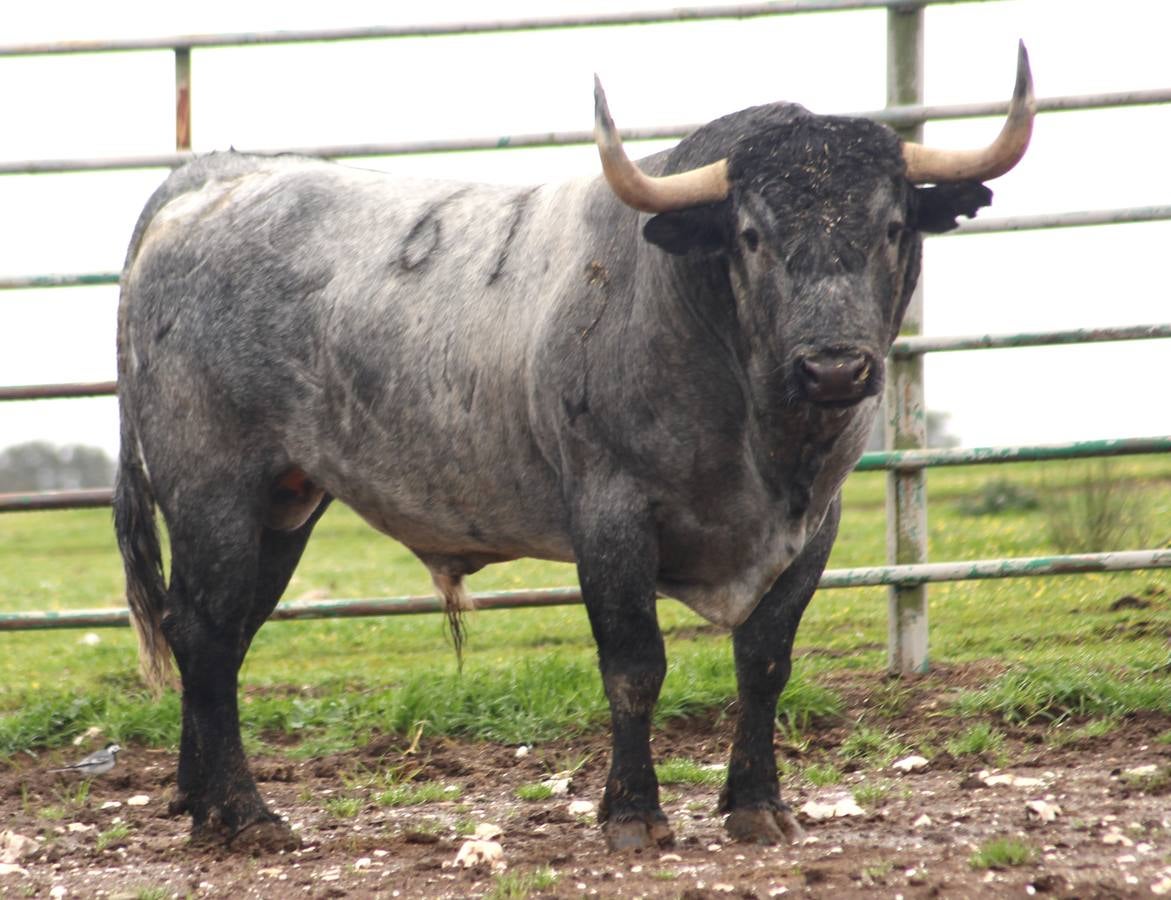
[593,75,614,133]
[1015,40,1035,107]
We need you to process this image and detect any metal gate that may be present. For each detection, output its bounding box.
[2,1,1169,673]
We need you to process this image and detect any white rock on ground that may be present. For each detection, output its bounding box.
[800,796,865,820]
[454,839,506,872]
[892,755,929,773]
[0,831,38,864]
[1025,800,1062,823]
[473,823,504,841]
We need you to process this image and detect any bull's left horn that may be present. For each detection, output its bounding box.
[594,75,730,213]
[903,41,1036,184]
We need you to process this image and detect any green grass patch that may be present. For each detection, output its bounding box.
[950,665,1171,725]
[838,725,908,767]
[486,867,559,900]
[803,762,842,787]
[514,782,554,802]
[95,821,131,851]
[324,795,363,818]
[945,722,1006,757]
[377,781,459,807]
[654,758,725,787]
[969,836,1035,869]
[852,779,894,808]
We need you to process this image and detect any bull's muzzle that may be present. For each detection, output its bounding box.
[794,348,880,406]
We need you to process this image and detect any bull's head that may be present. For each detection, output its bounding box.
[594,44,1034,409]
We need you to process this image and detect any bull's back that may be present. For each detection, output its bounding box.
[121,154,576,560]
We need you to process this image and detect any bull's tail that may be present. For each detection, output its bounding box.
[113,421,175,695]
[431,573,473,671]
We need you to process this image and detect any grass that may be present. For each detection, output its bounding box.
[95,821,131,851]
[324,795,363,818]
[969,836,1035,870]
[945,723,1006,758]
[1,457,1169,760]
[852,779,895,808]
[838,725,909,767]
[377,781,459,807]
[486,867,559,899]
[654,758,725,788]
[803,762,842,787]
[514,783,554,801]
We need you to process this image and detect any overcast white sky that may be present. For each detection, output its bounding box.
[1,0,1168,458]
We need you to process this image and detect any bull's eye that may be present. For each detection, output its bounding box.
[741,228,760,252]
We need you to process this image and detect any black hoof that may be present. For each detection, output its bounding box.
[604,816,675,852]
[724,806,805,845]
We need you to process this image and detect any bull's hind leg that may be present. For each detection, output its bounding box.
[720,498,842,845]
[164,490,329,851]
[574,495,672,852]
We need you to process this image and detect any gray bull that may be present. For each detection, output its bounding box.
[115,47,1034,851]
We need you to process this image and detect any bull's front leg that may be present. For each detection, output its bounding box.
[720,499,841,845]
[574,496,672,852]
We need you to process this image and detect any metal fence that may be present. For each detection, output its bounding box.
[2,1,1169,673]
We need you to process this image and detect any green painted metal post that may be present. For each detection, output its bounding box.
[885,4,929,675]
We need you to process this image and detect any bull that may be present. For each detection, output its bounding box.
[114,45,1034,851]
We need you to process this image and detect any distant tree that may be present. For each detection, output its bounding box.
[0,441,115,491]
[866,409,961,451]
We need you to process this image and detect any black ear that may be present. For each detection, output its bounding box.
[643,205,727,256]
[910,182,994,234]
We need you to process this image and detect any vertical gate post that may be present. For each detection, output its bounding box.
[174,46,192,151]
[885,4,929,674]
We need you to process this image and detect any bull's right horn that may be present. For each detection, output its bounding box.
[902,41,1036,184]
[594,75,730,213]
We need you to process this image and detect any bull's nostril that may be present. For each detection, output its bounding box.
[795,350,878,404]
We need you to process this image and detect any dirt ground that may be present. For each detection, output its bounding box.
[3,664,1170,899]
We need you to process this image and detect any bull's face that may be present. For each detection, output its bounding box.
[593,45,1033,411]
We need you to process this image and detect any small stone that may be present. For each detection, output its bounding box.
[1103,830,1134,847]
[714,884,735,893]
[50,887,67,899]
[1151,875,1171,895]
[373,849,389,857]
[354,857,372,869]
[542,777,571,796]
[1,831,39,864]
[454,839,506,871]
[66,823,94,834]
[568,800,595,817]
[514,745,530,758]
[660,853,682,862]
[1025,800,1062,823]
[71,726,103,746]
[474,823,504,841]
[892,755,928,773]
[1125,764,1158,777]
[126,795,150,807]
[100,801,122,810]
[0,864,29,877]
[913,814,932,828]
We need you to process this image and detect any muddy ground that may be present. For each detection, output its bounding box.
[2,664,1170,898]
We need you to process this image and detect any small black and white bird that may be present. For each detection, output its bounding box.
[51,742,122,776]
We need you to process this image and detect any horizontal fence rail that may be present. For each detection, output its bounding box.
[4,90,1171,177]
[0,1,994,58]
[3,548,1168,633]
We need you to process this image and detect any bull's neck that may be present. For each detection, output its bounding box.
[630,242,865,506]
